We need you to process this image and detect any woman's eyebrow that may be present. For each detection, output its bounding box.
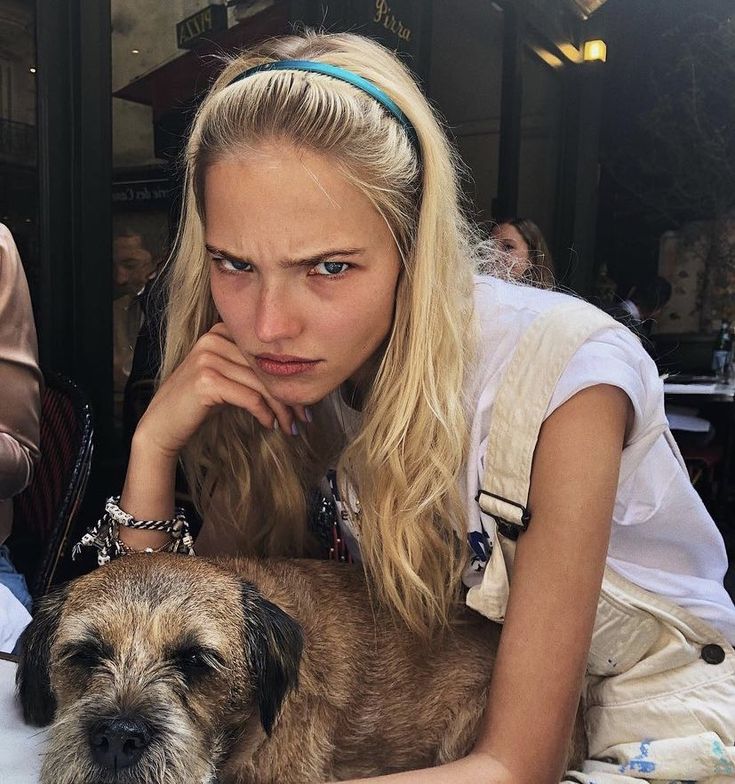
[205,244,364,268]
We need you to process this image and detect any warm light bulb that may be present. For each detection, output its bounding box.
[131,49,140,55]
[29,66,36,73]
[583,39,607,62]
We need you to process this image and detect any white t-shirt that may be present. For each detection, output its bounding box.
[328,276,735,643]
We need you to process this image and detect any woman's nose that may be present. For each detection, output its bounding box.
[253,284,302,343]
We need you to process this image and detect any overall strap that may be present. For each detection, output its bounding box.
[478,300,618,531]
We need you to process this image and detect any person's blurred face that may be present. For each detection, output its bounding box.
[491,222,530,278]
[205,141,402,407]
[113,236,155,297]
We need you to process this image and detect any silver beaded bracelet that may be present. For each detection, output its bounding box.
[72,495,195,566]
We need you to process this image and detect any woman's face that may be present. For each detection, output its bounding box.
[205,142,402,408]
[491,222,530,278]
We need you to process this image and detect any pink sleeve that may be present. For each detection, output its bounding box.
[0,225,42,500]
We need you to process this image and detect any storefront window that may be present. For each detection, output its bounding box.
[111,2,177,434]
[110,1,290,438]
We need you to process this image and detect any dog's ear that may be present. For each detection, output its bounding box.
[15,582,70,726]
[241,583,303,736]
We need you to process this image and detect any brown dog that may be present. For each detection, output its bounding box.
[17,553,584,783]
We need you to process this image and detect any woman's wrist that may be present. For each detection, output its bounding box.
[73,496,195,565]
[130,417,182,465]
[116,523,174,552]
[122,428,180,516]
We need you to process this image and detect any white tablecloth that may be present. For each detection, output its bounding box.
[0,658,47,783]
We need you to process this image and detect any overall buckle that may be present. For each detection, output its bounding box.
[475,489,531,541]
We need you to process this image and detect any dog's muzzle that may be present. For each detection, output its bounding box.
[88,716,152,770]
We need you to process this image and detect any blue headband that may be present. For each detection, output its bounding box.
[227,59,419,149]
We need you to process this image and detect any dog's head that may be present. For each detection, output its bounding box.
[16,554,303,784]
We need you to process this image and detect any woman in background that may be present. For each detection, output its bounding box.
[491,216,556,287]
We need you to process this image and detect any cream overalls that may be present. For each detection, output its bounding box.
[466,302,735,783]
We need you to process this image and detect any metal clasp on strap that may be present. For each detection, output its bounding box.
[475,489,531,541]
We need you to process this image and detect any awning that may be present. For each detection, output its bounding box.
[113,3,288,121]
[567,0,609,19]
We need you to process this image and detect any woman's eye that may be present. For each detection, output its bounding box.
[312,260,350,277]
[211,254,251,273]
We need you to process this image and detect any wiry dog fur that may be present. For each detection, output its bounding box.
[17,553,585,783]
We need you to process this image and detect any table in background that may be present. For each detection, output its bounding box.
[664,379,735,520]
[0,652,47,784]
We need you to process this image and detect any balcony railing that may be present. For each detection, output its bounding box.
[0,118,37,165]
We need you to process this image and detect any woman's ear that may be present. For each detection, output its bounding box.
[15,583,70,726]
[240,582,303,736]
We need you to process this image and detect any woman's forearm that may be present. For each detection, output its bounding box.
[118,428,179,550]
[0,433,35,500]
[332,751,515,784]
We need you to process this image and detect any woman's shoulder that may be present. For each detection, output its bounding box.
[470,275,660,401]
[0,223,17,250]
[0,224,22,276]
[472,274,603,338]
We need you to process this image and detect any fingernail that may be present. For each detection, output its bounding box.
[291,422,299,436]
[305,406,313,423]
[273,419,280,432]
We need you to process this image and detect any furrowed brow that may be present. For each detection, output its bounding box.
[280,248,364,268]
[205,244,364,268]
[205,244,251,265]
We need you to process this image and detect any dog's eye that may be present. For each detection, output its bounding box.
[59,640,110,668]
[173,647,220,677]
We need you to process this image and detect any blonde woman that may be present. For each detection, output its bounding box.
[101,31,734,784]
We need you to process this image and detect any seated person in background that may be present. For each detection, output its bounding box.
[490,216,556,287]
[113,231,157,300]
[122,270,166,449]
[0,224,42,650]
[605,275,672,341]
[113,232,158,422]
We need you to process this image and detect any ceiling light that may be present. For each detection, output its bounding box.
[583,39,607,63]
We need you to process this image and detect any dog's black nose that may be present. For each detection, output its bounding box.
[88,718,151,770]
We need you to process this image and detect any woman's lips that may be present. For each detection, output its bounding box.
[255,355,321,376]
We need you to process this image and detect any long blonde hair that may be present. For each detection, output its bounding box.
[163,31,481,638]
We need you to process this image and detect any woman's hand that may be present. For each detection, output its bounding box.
[118,322,309,544]
[136,321,309,460]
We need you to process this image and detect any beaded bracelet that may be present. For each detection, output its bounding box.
[72,495,195,566]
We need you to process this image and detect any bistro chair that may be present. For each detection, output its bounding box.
[8,371,94,599]
[680,442,724,513]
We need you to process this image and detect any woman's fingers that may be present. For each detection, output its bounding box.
[199,326,312,428]
[293,404,310,424]
[194,366,281,430]
[193,346,300,434]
